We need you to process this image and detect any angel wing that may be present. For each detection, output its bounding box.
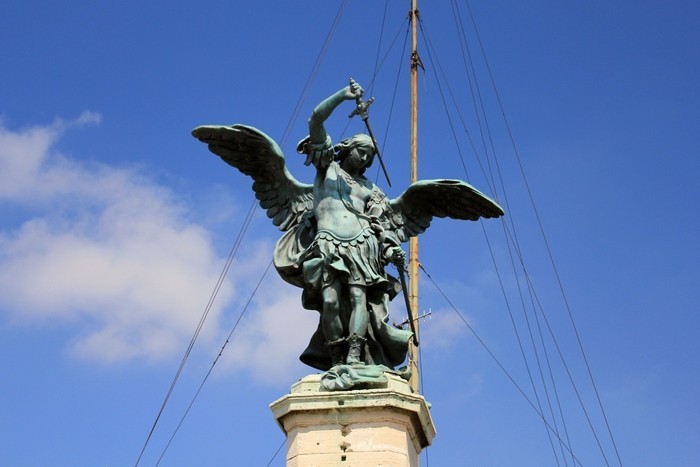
[192,124,313,231]
[387,179,504,242]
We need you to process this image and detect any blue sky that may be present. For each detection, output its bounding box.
[1,1,698,466]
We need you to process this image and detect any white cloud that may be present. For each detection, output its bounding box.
[0,114,235,364]
[0,118,57,199]
[221,273,319,384]
[419,307,473,350]
[415,269,499,351]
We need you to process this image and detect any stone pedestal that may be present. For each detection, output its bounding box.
[270,373,435,466]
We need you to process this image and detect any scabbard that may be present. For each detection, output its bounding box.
[397,266,419,346]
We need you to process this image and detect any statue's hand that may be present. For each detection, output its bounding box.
[387,247,406,268]
[369,215,384,235]
[344,81,364,100]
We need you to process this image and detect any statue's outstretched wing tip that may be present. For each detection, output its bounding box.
[191,124,251,141]
[489,204,506,218]
[432,179,504,217]
[192,123,224,137]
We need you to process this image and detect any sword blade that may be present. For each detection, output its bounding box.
[362,119,392,187]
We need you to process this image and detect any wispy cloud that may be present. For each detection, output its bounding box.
[221,273,319,384]
[0,114,326,381]
[419,307,474,350]
[0,114,233,363]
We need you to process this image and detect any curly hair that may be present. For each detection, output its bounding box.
[333,134,376,174]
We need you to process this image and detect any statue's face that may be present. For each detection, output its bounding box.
[345,144,374,171]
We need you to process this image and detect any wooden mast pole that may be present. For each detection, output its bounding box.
[408,0,420,393]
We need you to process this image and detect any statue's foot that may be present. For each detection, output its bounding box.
[346,333,367,366]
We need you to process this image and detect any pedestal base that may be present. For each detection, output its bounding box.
[270,373,435,466]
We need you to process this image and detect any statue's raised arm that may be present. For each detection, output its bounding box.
[309,82,362,146]
[296,81,364,171]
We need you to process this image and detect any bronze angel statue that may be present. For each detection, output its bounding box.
[193,82,503,388]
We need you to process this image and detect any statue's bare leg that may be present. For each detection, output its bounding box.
[347,285,368,336]
[346,284,368,364]
[321,279,345,366]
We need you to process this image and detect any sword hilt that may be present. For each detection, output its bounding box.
[348,77,374,120]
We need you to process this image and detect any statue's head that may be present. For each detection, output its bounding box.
[334,134,376,174]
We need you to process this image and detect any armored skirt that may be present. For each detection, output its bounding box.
[302,228,388,291]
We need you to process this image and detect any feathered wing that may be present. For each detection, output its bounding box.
[192,124,313,231]
[387,179,504,242]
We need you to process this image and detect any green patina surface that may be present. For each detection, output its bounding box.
[193,82,503,390]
